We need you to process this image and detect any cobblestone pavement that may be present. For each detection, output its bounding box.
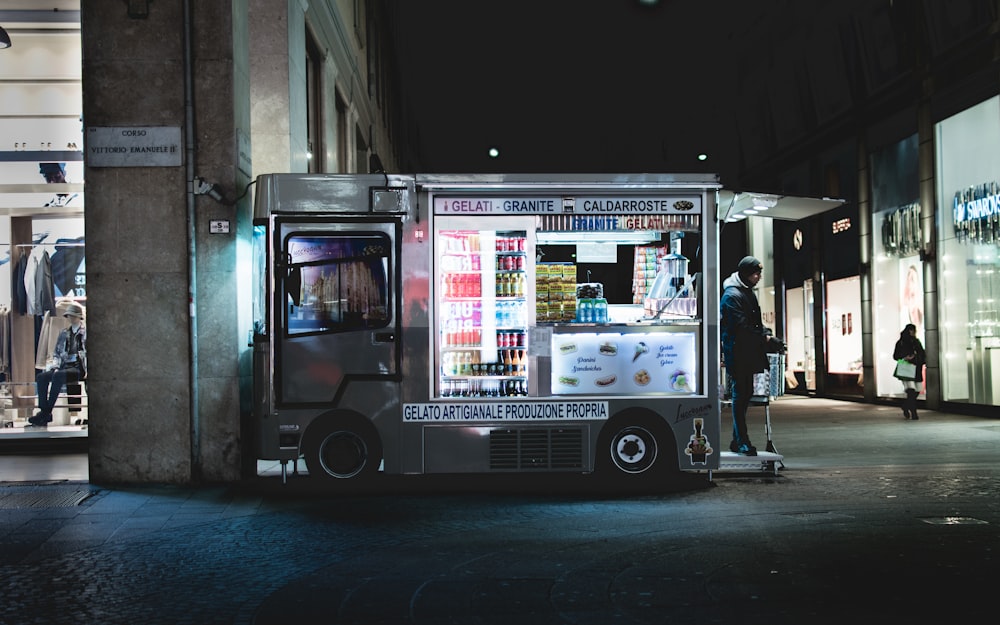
[1,398,999,624]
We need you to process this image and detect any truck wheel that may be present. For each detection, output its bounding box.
[596,412,677,480]
[609,424,658,474]
[303,415,382,480]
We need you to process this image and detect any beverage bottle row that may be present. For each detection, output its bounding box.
[497,349,527,373]
[443,321,482,347]
[442,350,526,377]
[441,379,527,398]
[497,331,525,348]
[575,298,609,323]
[495,272,526,297]
[495,301,525,327]
[496,254,525,271]
[495,235,525,252]
[444,272,481,298]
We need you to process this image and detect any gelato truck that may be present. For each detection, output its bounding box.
[251,173,734,485]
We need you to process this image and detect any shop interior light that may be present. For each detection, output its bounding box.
[536,230,661,244]
[0,26,11,49]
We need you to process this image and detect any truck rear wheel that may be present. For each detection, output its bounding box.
[303,414,382,480]
[596,412,677,482]
[610,424,658,473]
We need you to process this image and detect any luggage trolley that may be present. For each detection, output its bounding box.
[718,353,785,475]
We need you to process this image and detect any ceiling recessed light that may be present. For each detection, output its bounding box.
[697,153,707,161]
[488,147,500,158]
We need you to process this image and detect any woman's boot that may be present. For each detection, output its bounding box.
[905,389,919,420]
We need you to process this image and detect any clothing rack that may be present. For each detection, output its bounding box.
[8,243,86,247]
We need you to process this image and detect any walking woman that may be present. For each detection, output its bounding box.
[892,323,925,420]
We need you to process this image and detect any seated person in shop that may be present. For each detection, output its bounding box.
[29,303,87,426]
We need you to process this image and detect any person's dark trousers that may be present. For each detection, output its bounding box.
[35,367,71,421]
[730,372,754,447]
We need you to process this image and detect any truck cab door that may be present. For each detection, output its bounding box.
[274,218,400,406]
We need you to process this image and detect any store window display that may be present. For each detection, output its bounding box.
[870,132,921,402]
[902,263,924,336]
[29,302,86,426]
[935,96,1000,407]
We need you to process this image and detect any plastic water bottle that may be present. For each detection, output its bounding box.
[595,298,608,324]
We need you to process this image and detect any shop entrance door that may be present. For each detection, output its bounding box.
[785,281,816,392]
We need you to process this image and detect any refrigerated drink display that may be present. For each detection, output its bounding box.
[438,230,529,398]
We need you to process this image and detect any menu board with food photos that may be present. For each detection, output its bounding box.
[550,331,697,395]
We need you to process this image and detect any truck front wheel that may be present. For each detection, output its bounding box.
[303,414,382,480]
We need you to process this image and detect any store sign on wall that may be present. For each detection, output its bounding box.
[86,126,182,167]
[881,202,921,257]
[831,217,851,234]
[953,182,1000,244]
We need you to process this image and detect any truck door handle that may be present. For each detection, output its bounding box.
[374,332,395,343]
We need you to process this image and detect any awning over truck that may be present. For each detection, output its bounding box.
[717,191,845,223]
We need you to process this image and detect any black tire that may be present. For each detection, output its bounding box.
[596,412,677,480]
[609,424,658,474]
[302,413,382,481]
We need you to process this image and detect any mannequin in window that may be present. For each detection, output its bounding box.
[28,302,87,426]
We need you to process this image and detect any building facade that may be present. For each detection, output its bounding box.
[3,1,996,485]
[735,0,1000,418]
[0,0,411,482]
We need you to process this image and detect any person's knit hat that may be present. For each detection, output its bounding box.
[737,256,763,279]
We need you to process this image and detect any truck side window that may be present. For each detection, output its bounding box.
[283,233,391,336]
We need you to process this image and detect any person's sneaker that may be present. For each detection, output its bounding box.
[738,443,758,456]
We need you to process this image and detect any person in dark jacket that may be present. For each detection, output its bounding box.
[720,256,784,455]
[892,323,925,420]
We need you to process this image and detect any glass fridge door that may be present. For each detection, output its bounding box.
[437,229,529,398]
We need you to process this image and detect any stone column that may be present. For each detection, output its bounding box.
[82,0,248,482]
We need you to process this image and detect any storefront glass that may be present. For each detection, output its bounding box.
[934,96,1000,407]
[826,276,862,379]
[870,134,921,399]
[785,281,815,390]
[0,11,85,432]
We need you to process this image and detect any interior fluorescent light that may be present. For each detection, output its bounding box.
[743,208,758,215]
[537,231,662,244]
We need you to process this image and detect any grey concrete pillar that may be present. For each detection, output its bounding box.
[82,0,248,483]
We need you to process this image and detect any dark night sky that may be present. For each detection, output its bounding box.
[391,0,759,180]
[388,0,874,187]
